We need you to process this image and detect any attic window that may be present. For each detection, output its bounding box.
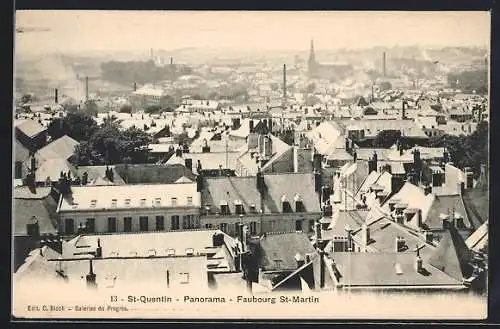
[187,197,193,206]
[166,248,175,256]
[250,204,257,213]
[220,200,229,215]
[90,200,97,208]
[395,263,403,275]
[179,272,190,284]
[185,248,194,256]
[154,198,161,206]
[171,197,178,206]
[111,199,117,208]
[140,199,147,206]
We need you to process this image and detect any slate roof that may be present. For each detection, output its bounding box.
[14,139,30,163]
[465,222,488,253]
[77,165,126,186]
[428,227,473,281]
[35,158,79,183]
[258,232,316,271]
[201,173,321,215]
[113,163,195,184]
[167,152,240,173]
[332,252,463,287]
[13,187,58,236]
[237,134,292,175]
[15,119,47,138]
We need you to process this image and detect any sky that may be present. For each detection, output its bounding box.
[15,11,491,55]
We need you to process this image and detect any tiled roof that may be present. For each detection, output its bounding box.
[237,134,292,175]
[35,158,78,183]
[58,183,200,212]
[36,135,79,161]
[258,232,316,271]
[77,165,126,186]
[167,152,240,173]
[15,119,47,138]
[201,173,321,215]
[332,252,462,287]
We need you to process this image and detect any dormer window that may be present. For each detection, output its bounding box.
[220,200,229,215]
[185,248,194,256]
[187,196,193,206]
[250,204,257,213]
[125,198,131,207]
[234,200,244,215]
[90,200,97,208]
[171,197,178,206]
[281,195,293,213]
[166,248,175,256]
[155,198,161,206]
[111,199,117,208]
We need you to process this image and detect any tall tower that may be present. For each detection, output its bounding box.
[308,39,317,77]
[382,52,387,77]
[283,64,287,108]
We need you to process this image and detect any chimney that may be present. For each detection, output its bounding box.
[54,88,58,104]
[175,146,183,157]
[212,231,225,247]
[202,139,211,153]
[465,168,474,189]
[26,216,40,238]
[382,52,387,77]
[95,238,102,258]
[361,223,370,251]
[313,153,322,172]
[196,175,204,192]
[457,182,465,195]
[86,259,97,289]
[413,148,421,173]
[314,170,322,193]
[249,120,254,134]
[415,254,423,273]
[293,147,299,173]
[315,221,322,242]
[395,236,405,252]
[185,158,193,171]
[295,252,305,268]
[480,164,487,184]
[368,151,378,173]
[424,185,432,195]
[256,169,265,193]
[401,100,406,120]
[85,76,89,101]
[170,57,173,65]
[283,64,287,108]
[353,150,357,162]
[415,209,422,228]
[133,82,137,91]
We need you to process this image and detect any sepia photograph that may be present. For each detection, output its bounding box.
[12,10,490,320]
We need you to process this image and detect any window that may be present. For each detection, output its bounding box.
[295,201,305,212]
[155,198,161,207]
[250,204,257,213]
[179,273,190,284]
[220,223,227,232]
[124,217,132,232]
[171,197,178,206]
[86,218,95,233]
[295,219,303,232]
[90,200,97,208]
[235,204,244,215]
[139,216,149,231]
[14,161,22,179]
[108,217,117,233]
[171,216,180,230]
[140,199,146,207]
[111,199,117,208]
[185,248,194,255]
[166,248,175,256]
[125,199,131,207]
[187,197,193,206]
[65,218,74,235]
[205,223,213,229]
[183,215,195,229]
[250,221,257,235]
[156,216,165,230]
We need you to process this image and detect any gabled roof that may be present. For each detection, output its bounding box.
[14,138,30,163]
[201,173,321,215]
[428,227,473,281]
[15,119,47,138]
[258,232,316,271]
[35,158,78,183]
[36,135,79,161]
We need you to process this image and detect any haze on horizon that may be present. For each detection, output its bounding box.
[15,11,490,57]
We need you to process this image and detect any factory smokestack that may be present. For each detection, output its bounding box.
[382,52,386,77]
[85,76,89,101]
[170,57,173,65]
[54,88,58,104]
[283,64,287,108]
[133,82,137,92]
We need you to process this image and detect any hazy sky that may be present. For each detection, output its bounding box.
[15,11,491,55]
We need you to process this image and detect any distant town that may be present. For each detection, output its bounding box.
[13,37,488,299]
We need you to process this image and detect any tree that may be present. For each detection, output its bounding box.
[144,105,162,114]
[83,99,99,117]
[379,81,392,92]
[73,141,104,166]
[21,94,33,104]
[47,112,98,142]
[372,130,402,148]
[119,104,133,113]
[305,82,316,94]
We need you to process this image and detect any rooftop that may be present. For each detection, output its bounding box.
[258,232,316,271]
[15,119,47,138]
